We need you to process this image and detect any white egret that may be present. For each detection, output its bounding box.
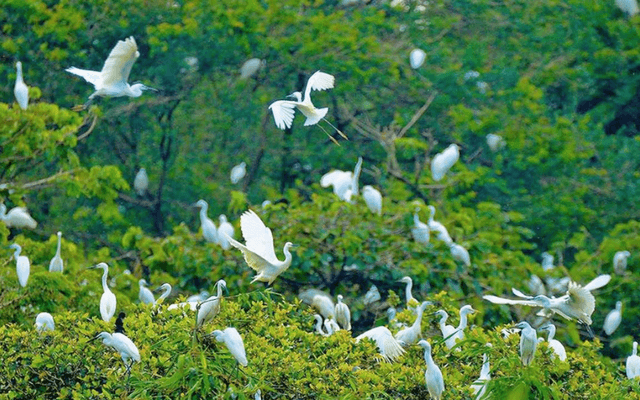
[485,134,505,152]
[409,48,426,69]
[541,252,554,271]
[299,289,336,320]
[48,231,64,273]
[269,71,346,142]
[210,327,248,367]
[418,339,444,400]
[603,301,622,336]
[89,262,117,322]
[539,324,566,361]
[10,243,30,288]
[0,204,38,229]
[91,332,140,373]
[197,279,227,328]
[14,61,29,110]
[217,215,235,250]
[451,305,476,346]
[133,168,148,196]
[427,206,452,245]
[335,295,351,331]
[363,284,381,305]
[239,58,265,79]
[138,279,155,305]
[449,242,471,267]
[66,36,156,100]
[515,321,537,366]
[313,314,329,336]
[195,200,218,244]
[362,185,382,215]
[35,312,55,332]
[435,310,458,350]
[230,162,247,184]
[186,290,209,303]
[399,276,420,310]
[483,274,611,326]
[627,341,640,379]
[224,209,294,285]
[613,250,631,275]
[154,283,172,304]
[470,351,491,399]
[616,0,640,16]
[431,144,460,182]
[395,301,432,346]
[411,208,430,245]
[356,326,405,362]
[324,318,341,335]
[320,169,353,202]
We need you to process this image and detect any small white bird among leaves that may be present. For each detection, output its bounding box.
[239,58,265,79]
[395,301,432,346]
[449,242,471,267]
[134,168,149,196]
[335,295,351,331]
[10,243,30,288]
[486,134,505,152]
[217,215,235,251]
[195,200,218,244]
[470,350,491,399]
[89,263,117,322]
[91,332,141,374]
[616,0,640,16]
[627,341,640,379]
[418,339,444,400]
[431,144,460,182]
[603,301,622,336]
[210,327,248,367]
[49,231,64,273]
[138,279,155,305]
[539,324,566,361]
[516,321,537,366]
[230,162,247,184]
[14,61,29,110]
[411,208,430,245]
[35,312,55,332]
[427,205,452,245]
[613,250,631,275]
[435,310,458,350]
[362,185,382,215]
[409,48,426,69]
[356,326,405,363]
[0,204,38,229]
[197,279,227,328]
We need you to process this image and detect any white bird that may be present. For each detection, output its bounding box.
[225,209,294,285]
[435,310,458,350]
[92,332,140,373]
[334,295,351,331]
[351,157,363,197]
[541,252,554,271]
[614,250,631,275]
[133,168,148,196]
[627,341,640,379]
[451,305,476,346]
[483,274,611,326]
[603,301,622,336]
[427,206,452,245]
[527,274,546,296]
[539,324,566,361]
[197,279,226,328]
[217,215,235,250]
[269,71,334,128]
[363,284,381,306]
[66,36,155,100]
[195,199,218,244]
[431,144,460,182]
[356,326,406,362]
[516,321,537,366]
[362,185,382,215]
[399,276,420,310]
[239,58,265,79]
[486,134,505,152]
[89,263,117,322]
[395,301,431,346]
[10,243,30,288]
[299,289,336,320]
[138,279,155,305]
[154,283,172,304]
[418,339,444,400]
[409,48,426,69]
[0,204,38,229]
[313,314,329,336]
[324,318,341,335]
[320,169,354,201]
[210,327,248,367]
[450,242,471,267]
[411,209,430,245]
[616,0,640,16]
[48,231,64,273]
[14,61,29,110]
[470,352,491,399]
[35,312,55,332]
[230,162,247,184]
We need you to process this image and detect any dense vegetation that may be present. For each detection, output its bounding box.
[1,0,639,398]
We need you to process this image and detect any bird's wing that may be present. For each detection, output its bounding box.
[66,67,102,85]
[225,233,271,272]
[511,288,534,299]
[268,100,296,130]
[320,170,347,187]
[566,281,596,318]
[582,274,611,291]
[304,71,335,101]
[483,295,539,307]
[100,36,139,87]
[356,326,405,362]
[240,210,279,263]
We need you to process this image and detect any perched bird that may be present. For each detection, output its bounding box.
[431,144,460,182]
[627,341,640,379]
[0,204,38,229]
[91,332,140,374]
[435,310,458,350]
[470,351,491,399]
[613,251,631,275]
[89,263,117,322]
[239,58,265,79]
[66,36,156,100]
[539,324,566,361]
[225,209,294,285]
[334,295,351,331]
[418,339,444,400]
[603,301,622,336]
[356,326,405,362]
[427,206,452,245]
[616,0,640,16]
[451,305,476,346]
[411,208,430,245]
[48,231,64,273]
[409,48,426,69]
[154,283,172,304]
[14,61,29,110]
[313,314,329,336]
[363,284,381,306]
[195,200,218,244]
[486,134,505,152]
[320,157,362,202]
[483,275,611,326]
[210,327,248,367]
[362,185,382,215]
[516,321,537,366]
[399,276,420,310]
[324,318,341,335]
[133,168,148,196]
[299,289,335,320]
[230,162,247,184]
[197,279,227,328]
[217,215,235,250]
[10,243,30,288]
[449,242,471,267]
[395,301,432,346]
[541,252,554,271]
[35,312,55,332]
[138,279,155,305]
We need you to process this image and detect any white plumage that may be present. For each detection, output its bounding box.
[93,332,141,372]
[35,312,55,332]
[197,279,226,328]
[217,215,235,250]
[211,327,248,367]
[334,295,351,331]
[603,301,622,336]
[627,341,640,379]
[49,231,64,273]
[516,321,537,366]
[395,301,431,346]
[195,200,218,244]
[230,162,247,184]
[362,185,382,215]
[399,276,419,310]
[14,61,29,110]
[431,144,460,181]
[449,242,471,267]
[299,289,335,320]
[133,168,149,196]
[0,204,38,229]
[470,352,491,399]
[485,134,505,152]
[541,252,554,271]
[138,279,155,305]
[10,244,30,288]
[411,209,430,245]
[451,305,476,346]
[613,250,631,275]
[435,310,458,350]
[418,339,444,400]
[320,157,362,202]
[427,205,452,245]
[356,326,405,363]
[616,0,640,16]
[539,324,566,361]
[409,48,426,69]
[90,263,117,322]
[239,58,265,79]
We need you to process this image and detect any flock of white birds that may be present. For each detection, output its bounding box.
[6,27,638,398]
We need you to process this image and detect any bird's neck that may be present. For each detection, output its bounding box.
[101,269,109,291]
[457,312,469,330]
[405,281,413,302]
[56,236,62,255]
[282,247,293,267]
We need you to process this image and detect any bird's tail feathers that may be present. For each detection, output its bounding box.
[304,108,328,126]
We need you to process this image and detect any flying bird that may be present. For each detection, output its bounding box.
[48,231,64,273]
[14,61,29,110]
